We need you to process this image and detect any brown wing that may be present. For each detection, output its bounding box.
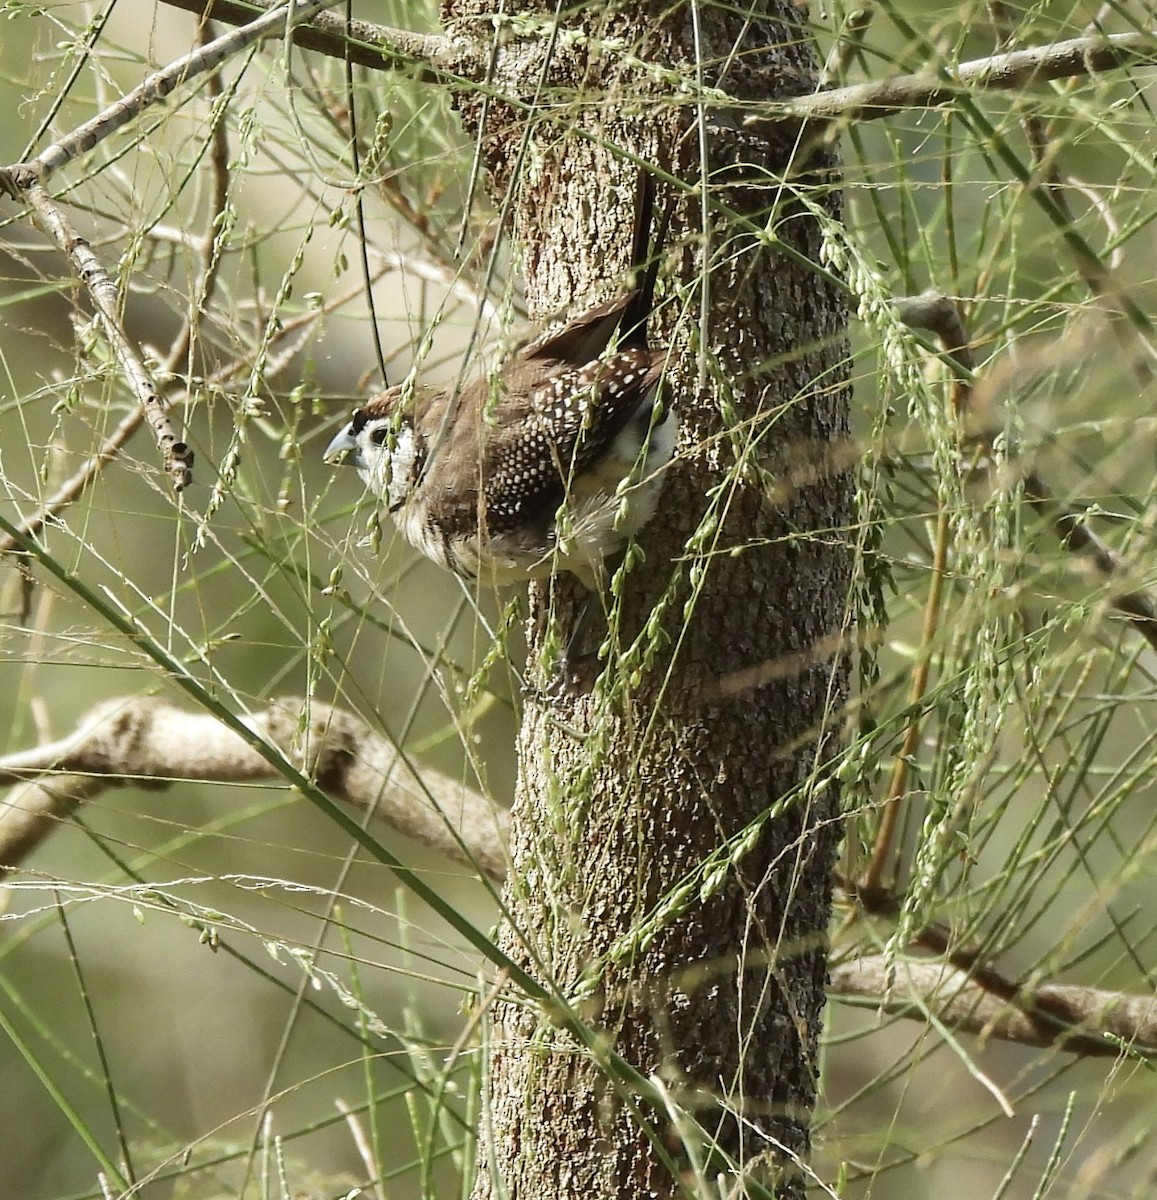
[517,293,639,367]
[474,347,666,533]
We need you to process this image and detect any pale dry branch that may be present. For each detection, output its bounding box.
[6,694,1155,1057]
[0,2,352,493]
[15,183,195,491]
[0,3,356,494]
[0,266,369,558]
[158,0,476,78]
[0,697,508,880]
[747,31,1157,127]
[0,32,239,547]
[830,955,1157,1056]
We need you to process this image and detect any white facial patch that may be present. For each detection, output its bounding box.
[358,422,419,512]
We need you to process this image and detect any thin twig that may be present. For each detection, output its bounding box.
[18,182,194,489]
[0,5,361,492]
[169,18,234,376]
[0,23,241,543]
[0,268,375,557]
[900,291,1157,652]
[0,0,341,194]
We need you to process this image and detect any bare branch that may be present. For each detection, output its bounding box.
[0,697,508,881]
[0,27,240,546]
[15,182,195,490]
[158,0,475,78]
[830,955,1157,1056]
[0,4,370,493]
[746,32,1157,126]
[7,696,1153,1057]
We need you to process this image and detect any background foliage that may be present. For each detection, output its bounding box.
[1,1,1156,1198]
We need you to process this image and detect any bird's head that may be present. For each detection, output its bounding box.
[324,388,427,513]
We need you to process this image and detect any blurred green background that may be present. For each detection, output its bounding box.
[2,1,1157,1198]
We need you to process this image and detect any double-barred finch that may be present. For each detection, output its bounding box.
[324,174,676,589]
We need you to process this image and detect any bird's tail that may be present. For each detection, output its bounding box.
[621,168,674,348]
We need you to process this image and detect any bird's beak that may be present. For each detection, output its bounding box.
[324,424,359,466]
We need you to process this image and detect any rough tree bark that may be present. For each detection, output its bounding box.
[439,2,851,1196]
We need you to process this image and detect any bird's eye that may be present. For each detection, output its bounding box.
[370,426,390,446]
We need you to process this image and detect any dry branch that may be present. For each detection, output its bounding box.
[0,0,348,492]
[11,183,196,490]
[0,0,340,192]
[155,1,1157,132]
[747,31,1157,126]
[6,696,1157,1057]
[0,697,508,880]
[832,955,1157,1056]
[158,0,475,76]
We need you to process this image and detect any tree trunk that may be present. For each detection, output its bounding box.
[440,2,851,1196]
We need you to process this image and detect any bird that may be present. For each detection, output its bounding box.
[324,174,675,592]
